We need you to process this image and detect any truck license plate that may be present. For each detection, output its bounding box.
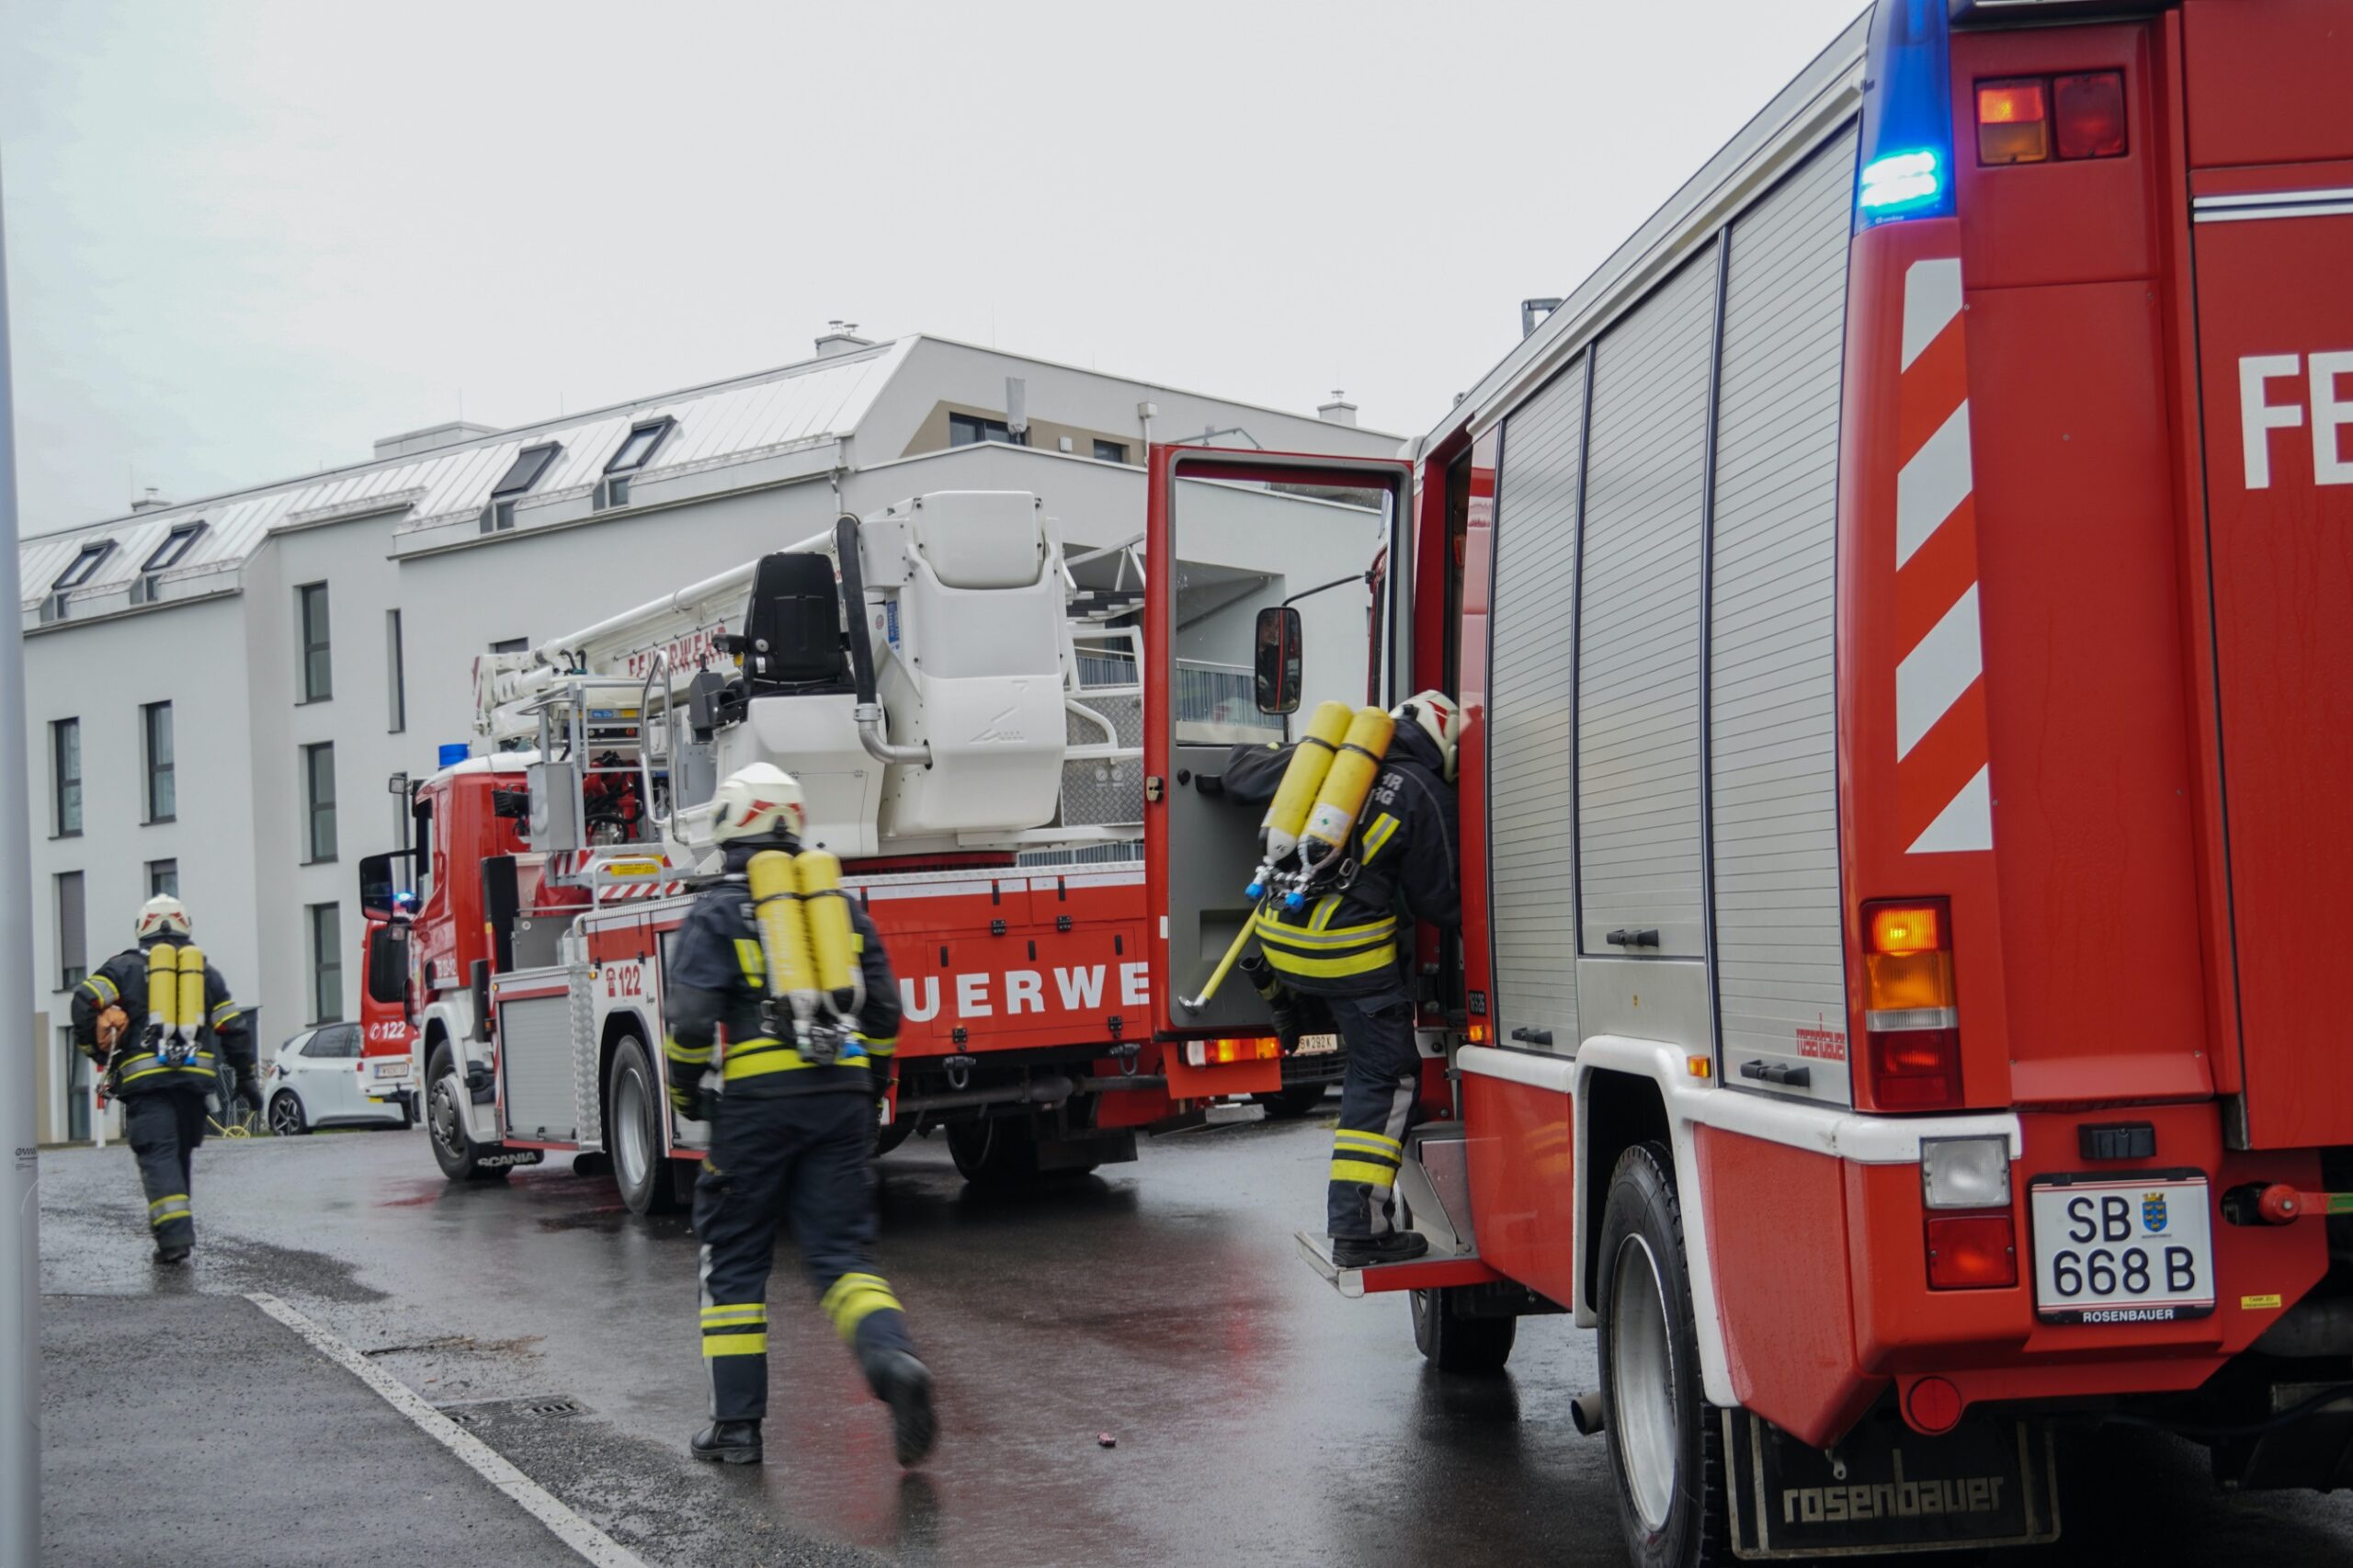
[2029,1173,2214,1324]
[1295,1033,1339,1056]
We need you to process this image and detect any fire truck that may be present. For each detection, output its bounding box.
[1143,2,2353,1562]
[357,490,1295,1215]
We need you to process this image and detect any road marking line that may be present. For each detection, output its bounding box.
[244,1292,649,1568]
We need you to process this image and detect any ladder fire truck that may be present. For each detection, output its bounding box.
[357,491,1295,1215]
[1143,2,2353,1562]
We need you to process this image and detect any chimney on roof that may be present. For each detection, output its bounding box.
[374,420,499,461]
[1317,391,1358,428]
[815,321,875,359]
[130,487,170,513]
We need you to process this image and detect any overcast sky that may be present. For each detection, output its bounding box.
[0,0,1864,533]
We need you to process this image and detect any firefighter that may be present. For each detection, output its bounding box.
[663,762,936,1468]
[69,895,256,1264]
[1224,691,1461,1267]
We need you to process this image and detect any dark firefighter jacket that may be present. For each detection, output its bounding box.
[1223,721,1461,997]
[71,939,253,1097]
[664,841,904,1099]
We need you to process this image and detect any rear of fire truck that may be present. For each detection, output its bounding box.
[1141,3,2353,1563]
[360,492,1286,1212]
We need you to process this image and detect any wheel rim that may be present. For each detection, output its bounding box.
[428,1074,465,1161]
[268,1096,301,1137]
[614,1064,650,1190]
[1609,1234,1680,1533]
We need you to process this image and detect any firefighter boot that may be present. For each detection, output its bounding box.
[868,1350,937,1468]
[689,1419,763,1465]
[1333,1232,1430,1268]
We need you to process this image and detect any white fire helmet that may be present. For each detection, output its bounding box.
[136,894,192,941]
[1392,690,1461,782]
[709,762,807,844]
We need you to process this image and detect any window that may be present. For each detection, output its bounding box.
[597,420,673,510]
[51,540,114,592]
[304,743,338,862]
[493,442,561,496]
[1093,439,1129,464]
[142,701,176,823]
[65,1029,90,1142]
[491,636,529,654]
[147,858,178,899]
[298,583,332,701]
[606,418,673,475]
[386,609,406,733]
[56,871,86,990]
[483,442,561,533]
[303,1024,360,1060]
[142,520,206,572]
[949,413,1019,447]
[308,903,343,1023]
[51,719,80,836]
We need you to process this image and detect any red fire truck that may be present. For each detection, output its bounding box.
[1145,2,2353,1561]
[358,492,1296,1214]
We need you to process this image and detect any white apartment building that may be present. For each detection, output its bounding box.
[20,330,1397,1142]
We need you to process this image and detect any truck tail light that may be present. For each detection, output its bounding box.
[1184,1037,1280,1068]
[1976,72,2127,166]
[1862,898,1962,1111]
[1926,1214,2018,1290]
[2053,72,2127,160]
[1976,78,2049,165]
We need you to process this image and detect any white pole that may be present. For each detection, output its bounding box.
[0,161,43,1568]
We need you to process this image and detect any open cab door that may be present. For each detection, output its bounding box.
[1143,446,1416,1085]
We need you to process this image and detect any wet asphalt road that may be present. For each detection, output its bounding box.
[37,1106,2353,1568]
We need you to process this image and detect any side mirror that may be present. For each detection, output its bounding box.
[1254,606,1302,715]
[358,850,414,921]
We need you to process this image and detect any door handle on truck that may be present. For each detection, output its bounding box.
[1606,928,1661,949]
[1509,1027,1553,1046]
[1739,1059,1811,1089]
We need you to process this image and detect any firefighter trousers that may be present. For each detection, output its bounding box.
[1324,990,1421,1239]
[125,1087,207,1253]
[693,1089,915,1423]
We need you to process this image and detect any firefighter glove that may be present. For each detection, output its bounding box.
[95,1005,130,1056]
[236,1069,265,1115]
[669,1080,714,1125]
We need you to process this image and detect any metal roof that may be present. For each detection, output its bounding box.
[20,337,913,617]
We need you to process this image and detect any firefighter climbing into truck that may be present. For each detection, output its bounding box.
[1219,691,1461,1267]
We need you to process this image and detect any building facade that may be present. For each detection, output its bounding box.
[18,333,1396,1142]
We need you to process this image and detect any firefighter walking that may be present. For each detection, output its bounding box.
[70,895,256,1264]
[1225,692,1461,1267]
[663,762,936,1467]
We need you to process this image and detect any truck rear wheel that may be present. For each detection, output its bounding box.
[1410,1287,1517,1373]
[607,1035,679,1216]
[1597,1142,1727,1568]
[946,1117,1044,1187]
[426,1040,510,1183]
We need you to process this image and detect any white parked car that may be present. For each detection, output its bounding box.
[265,1023,409,1136]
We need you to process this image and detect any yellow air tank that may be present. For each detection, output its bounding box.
[1255,701,1353,871]
[1294,706,1395,892]
[146,942,179,1037]
[796,850,865,1018]
[176,945,208,1050]
[747,850,817,1015]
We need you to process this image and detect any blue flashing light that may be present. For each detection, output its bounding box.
[1856,0,1957,228]
[438,742,471,767]
[1859,149,1944,214]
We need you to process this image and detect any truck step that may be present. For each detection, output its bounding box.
[1293,1230,1500,1299]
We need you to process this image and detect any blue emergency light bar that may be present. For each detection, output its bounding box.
[1856,0,1957,226]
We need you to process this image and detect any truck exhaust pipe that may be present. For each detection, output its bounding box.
[1569,1392,1607,1437]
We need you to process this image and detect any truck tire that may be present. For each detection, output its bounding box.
[1597,1142,1728,1568]
[606,1035,679,1216]
[875,1114,915,1157]
[1253,1083,1330,1120]
[946,1117,1042,1187]
[426,1040,510,1183]
[1410,1286,1517,1373]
